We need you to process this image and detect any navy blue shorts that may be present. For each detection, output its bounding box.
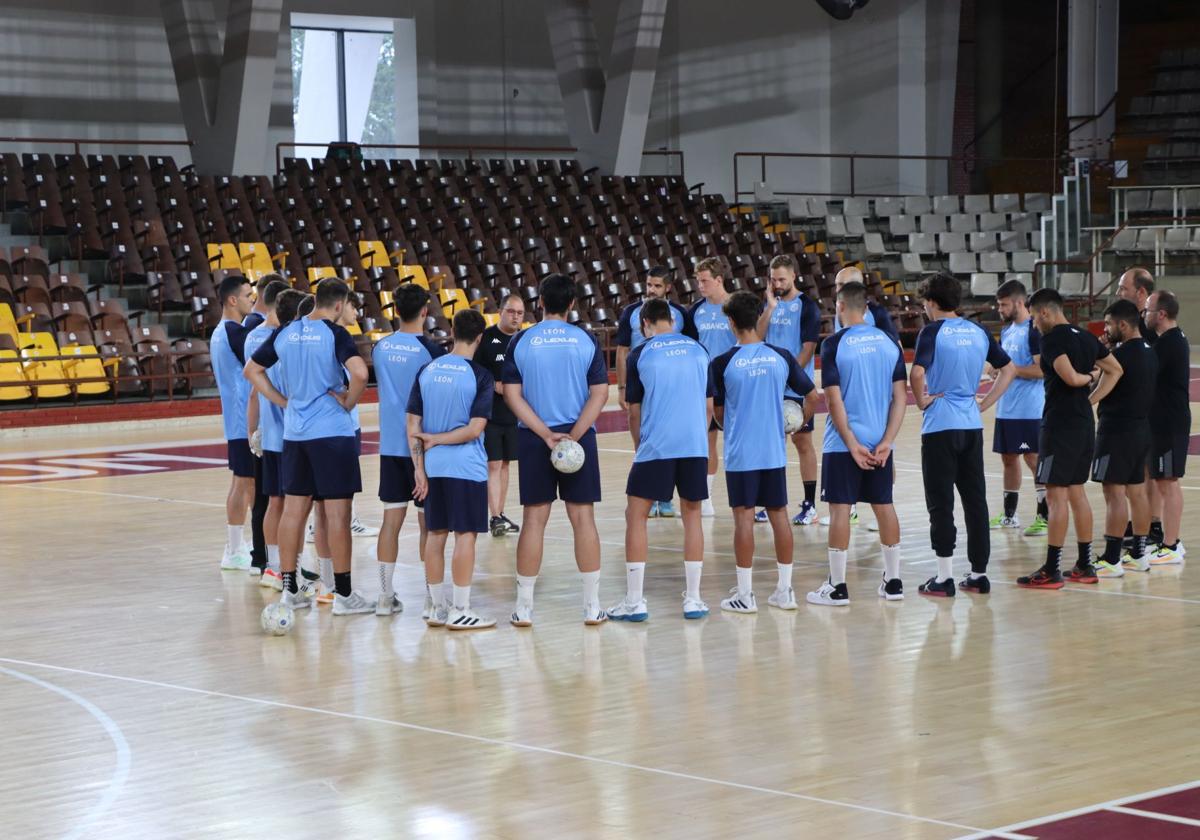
[784,395,814,434]
[379,455,424,508]
[627,457,709,502]
[424,477,488,533]
[820,451,894,505]
[992,418,1040,455]
[262,450,284,497]
[355,428,362,456]
[282,436,362,500]
[517,425,602,506]
[227,438,255,477]
[726,467,788,509]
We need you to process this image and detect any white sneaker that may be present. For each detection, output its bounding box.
[510,602,534,627]
[350,517,380,538]
[298,579,320,603]
[305,520,316,543]
[260,568,284,591]
[720,587,757,614]
[421,587,435,621]
[682,594,709,619]
[1150,544,1184,566]
[220,545,252,570]
[1121,551,1152,572]
[767,587,798,610]
[807,579,850,606]
[606,598,649,622]
[282,588,314,611]
[331,590,375,615]
[989,514,1021,530]
[376,593,403,616]
[701,498,715,518]
[248,565,263,578]
[447,606,496,630]
[426,604,448,627]
[583,603,608,625]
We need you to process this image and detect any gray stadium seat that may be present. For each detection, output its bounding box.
[938,232,967,253]
[979,251,1009,273]
[889,215,915,236]
[875,197,904,217]
[907,232,937,254]
[969,232,998,252]
[949,252,976,275]
[1011,251,1038,273]
[919,214,947,234]
[933,195,960,215]
[901,252,925,275]
[949,214,976,233]
[904,196,932,216]
[970,273,999,297]
[979,213,1007,232]
[1024,193,1051,213]
[963,195,992,214]
[843,197,872,218]
[993,193,1022,213]
[864,232,896,256]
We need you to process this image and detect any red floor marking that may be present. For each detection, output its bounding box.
[1127,788,1200,822]
[1019,808,1200,838]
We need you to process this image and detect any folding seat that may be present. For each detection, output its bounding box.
[13,275,52,307]
[1023,194,1051,213]
[0,333,30,400]
[12,301,54,334]
[19,332,71,399]
[50,301,93,339]
[874,197,904,218]
[206,242,241,271]
[1059,273,1088,296]
[969,232,998,252]
[933,195,960,215]
[307,266,338,291]
[842,197,871,218]
[963,195,992,214]
[1011,251,1038,273]
[970,273,999,298]
[92,298,143,334]
[938,232,967,253]
[920,214,948,234]
[863,232,895,257]
[979,251,1009,274]
[992,194,1021,214]
[888,215,915,237]
[906,233,937,255]
[189,296,220,336]
[949,213,975,234]
[904,196,932,216]
[172,337,214,391]
[900,252,925,276]
[10,245,50,278]
[948,252,977,275]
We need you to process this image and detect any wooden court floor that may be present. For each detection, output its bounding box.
[1,407,1199,839]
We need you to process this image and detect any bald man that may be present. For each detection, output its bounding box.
[1115,267,1157,346]
[831,268,900,341]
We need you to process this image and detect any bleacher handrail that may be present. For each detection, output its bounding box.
[732,150,1069,201]
[276,142,686,180]
[0,136,194,156]
[1110,183,1200,225]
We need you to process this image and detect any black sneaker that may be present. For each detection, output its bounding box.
[918,576,956,597]
[300,567,321,582]
[489,516,508,537]
[501,513,520,534]
[1016,566,1064,589]
[1065,563,1098,584]
[877,576,904,601]
[959,573,991,594]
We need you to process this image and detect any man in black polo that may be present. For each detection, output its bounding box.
[474,293,526,536]
[1144,290,1191,565]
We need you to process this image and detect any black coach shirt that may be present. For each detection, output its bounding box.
[1098,339,1157,434]
[1040,323,1108,427]
[473,324,518,425]
[1151,326,1191,436]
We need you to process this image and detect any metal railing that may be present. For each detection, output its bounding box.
[277,142,686,181]
[0,135,194,157]
[732,151,1066,202]
[1111,184,1200,225]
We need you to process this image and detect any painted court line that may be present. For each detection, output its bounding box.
[0,656,989,836]
[0,666,131,840]
[954,778,1200,839]
[1107,805,1200,826]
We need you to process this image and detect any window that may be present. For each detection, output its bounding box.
[291,16,411,158]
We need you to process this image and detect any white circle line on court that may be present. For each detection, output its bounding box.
[0,666,131,840]
[0,656,987,835]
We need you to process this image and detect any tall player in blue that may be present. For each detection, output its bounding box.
[245,278,374,617]
[502,273,611,626]
[407,309,496,630]
[687,257,736,517]
[372,283,445,616]
[910,274,1015,597]
[758,254,822,526]
[210,273,256,570]
[991,279,1048,535]
[807,282,908,606]
[615,265,691,518]
[713,291,814,613]
[608,299,715,622]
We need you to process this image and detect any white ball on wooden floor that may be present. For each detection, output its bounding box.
[260,601,295,636]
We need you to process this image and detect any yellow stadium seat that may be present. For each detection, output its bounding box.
[20,332,71,399]
[207,243,241,271]
[307,266,338,291]
[483,313,500,328]
[399,265,430,289]
[238,242,286,279]
[343,321,363,336]
[359,240,404,270]
[378,290,395,318]
[60,344,110,395]
[0,303,19,347]
[437,288,468,315]
[365,329,392,342]
[0,348,31,400]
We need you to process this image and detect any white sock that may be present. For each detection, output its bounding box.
[707,474,714,495]
[776,562,793,591]
[968,570,985,580]
[828,548,848,585]
[378,562,394,597]
[735,566,752,595]
[581,569,601,608]
[266,544,280,573]
[452,584,470,609]
[517,574,537,606]
[227,525,243,552]
[428,581,445,607]
[684,560,702,601]
[881,543,901,580]
[625,562,646,603]
[319,557,334,589]
[936,555,953,582]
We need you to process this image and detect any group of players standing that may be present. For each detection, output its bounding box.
[206,255,1189,633]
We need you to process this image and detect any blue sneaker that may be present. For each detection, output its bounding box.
[754,509,768,523]
[658,500,676,518]
[792,500,817,526]
[649,501,661,518]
